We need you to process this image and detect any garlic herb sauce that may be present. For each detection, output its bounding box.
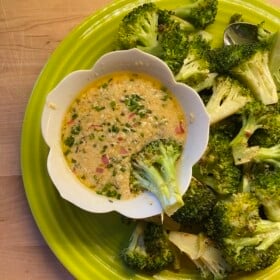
[61,72,186,200]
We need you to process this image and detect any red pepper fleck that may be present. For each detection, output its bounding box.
[175,120,185,134]
[88,124,103,131]
[119,147,128,155]
[67,119,75,125]
[96,167,104,173]
[101,154,110,165]
[128,113,135,119]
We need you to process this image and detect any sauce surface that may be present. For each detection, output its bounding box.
[61,72,186,199]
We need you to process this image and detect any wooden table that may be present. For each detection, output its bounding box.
[0,0,279,279]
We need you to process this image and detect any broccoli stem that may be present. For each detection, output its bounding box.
[255,220,280,250]
[230,112,263,165]
[253,144,280,168]
[128,222,146,252]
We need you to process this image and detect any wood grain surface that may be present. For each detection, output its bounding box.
[0,0,279,279]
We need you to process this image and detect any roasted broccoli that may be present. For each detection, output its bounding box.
[169,231,231,279]
[116,3,161,55]
[159,15,214,77]
[206,75,253,124]
[230,100,280,167]
[130,139,184,216]
[121,221,175,272]
[210,42,278,105]
[173,0,218,29]
[116,2,280,278]
[206,192,280,272]
[171,177,217,226]
[248,113,280,148]
[174,33,215,91]
[158,15,190,74]
[115,2,219,87]
[250,167,280,222]
[116,3,195,74]
[158,8,196,33]
[192,128,242,195]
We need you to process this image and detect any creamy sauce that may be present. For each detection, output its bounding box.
[61,72,186,200]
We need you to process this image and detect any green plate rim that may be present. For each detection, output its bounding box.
[21,0,280,279]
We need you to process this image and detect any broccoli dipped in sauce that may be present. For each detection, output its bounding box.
[121,221,175,272]
[206,192,280,272]
[130,139,184,217]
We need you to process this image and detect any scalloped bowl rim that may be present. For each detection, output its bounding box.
[41,48,210,219]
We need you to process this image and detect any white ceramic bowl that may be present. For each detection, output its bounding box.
[41,48,210,219]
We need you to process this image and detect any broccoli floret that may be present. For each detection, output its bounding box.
[206,192,260,239]
[210,43,278,105]
[169,231,231,279]
[250,145,280,168]
[206,75,253,124]
[171,177,217,226]
[250,168,280,222]
[173,0,218,29]
[147,8,198,74]
[175,33,215,91]
[121,221,175,272]
[158,15,213,78]
[213,114,243,139]
[116,4,198,74]
[232,48,278,105]
[193,129,242,195]
[230,100,265,165]
[249,113,280,148]
[130,139,184,216]
[158,16,190,74]
[195,73,218,93]
[230,101,280,167]
[206,192,280,272]
[158,9,196,33]
[116,3,162,55]
[231,100,267,143]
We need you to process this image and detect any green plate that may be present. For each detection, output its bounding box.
[21,0,280,279]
